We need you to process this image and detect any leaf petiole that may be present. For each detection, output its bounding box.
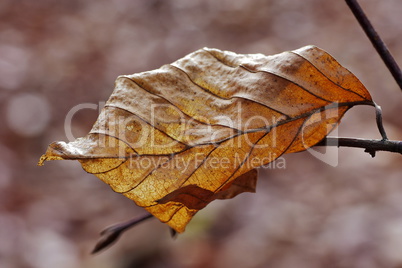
[374,102,388,141]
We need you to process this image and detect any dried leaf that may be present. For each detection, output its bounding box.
[39,46,373,232]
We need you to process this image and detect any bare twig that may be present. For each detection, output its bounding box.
[317,137,402,157]
[92,213,154,254]
[345,0,402,91]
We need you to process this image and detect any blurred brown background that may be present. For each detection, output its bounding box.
[0,0,401,267]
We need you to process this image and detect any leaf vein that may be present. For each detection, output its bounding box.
[123,77,240,131]
[170,64,290,118]
[289,51,369,101]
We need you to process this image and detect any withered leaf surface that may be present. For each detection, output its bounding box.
[39,46,373,232]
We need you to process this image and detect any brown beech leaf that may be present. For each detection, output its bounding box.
[38,46,373,232]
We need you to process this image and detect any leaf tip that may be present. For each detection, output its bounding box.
[37,155,47,166]
[37,152,65,166]
[38,141,72,166]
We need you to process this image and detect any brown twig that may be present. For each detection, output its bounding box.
[345,0,402,91]
[316,137,402,157]
[92,213,154,254]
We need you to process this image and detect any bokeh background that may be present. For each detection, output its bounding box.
[1,0,401,267]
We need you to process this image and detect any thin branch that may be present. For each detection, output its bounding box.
[317,137,402,157]
[345,0,402,91]
[92,213,154,254]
